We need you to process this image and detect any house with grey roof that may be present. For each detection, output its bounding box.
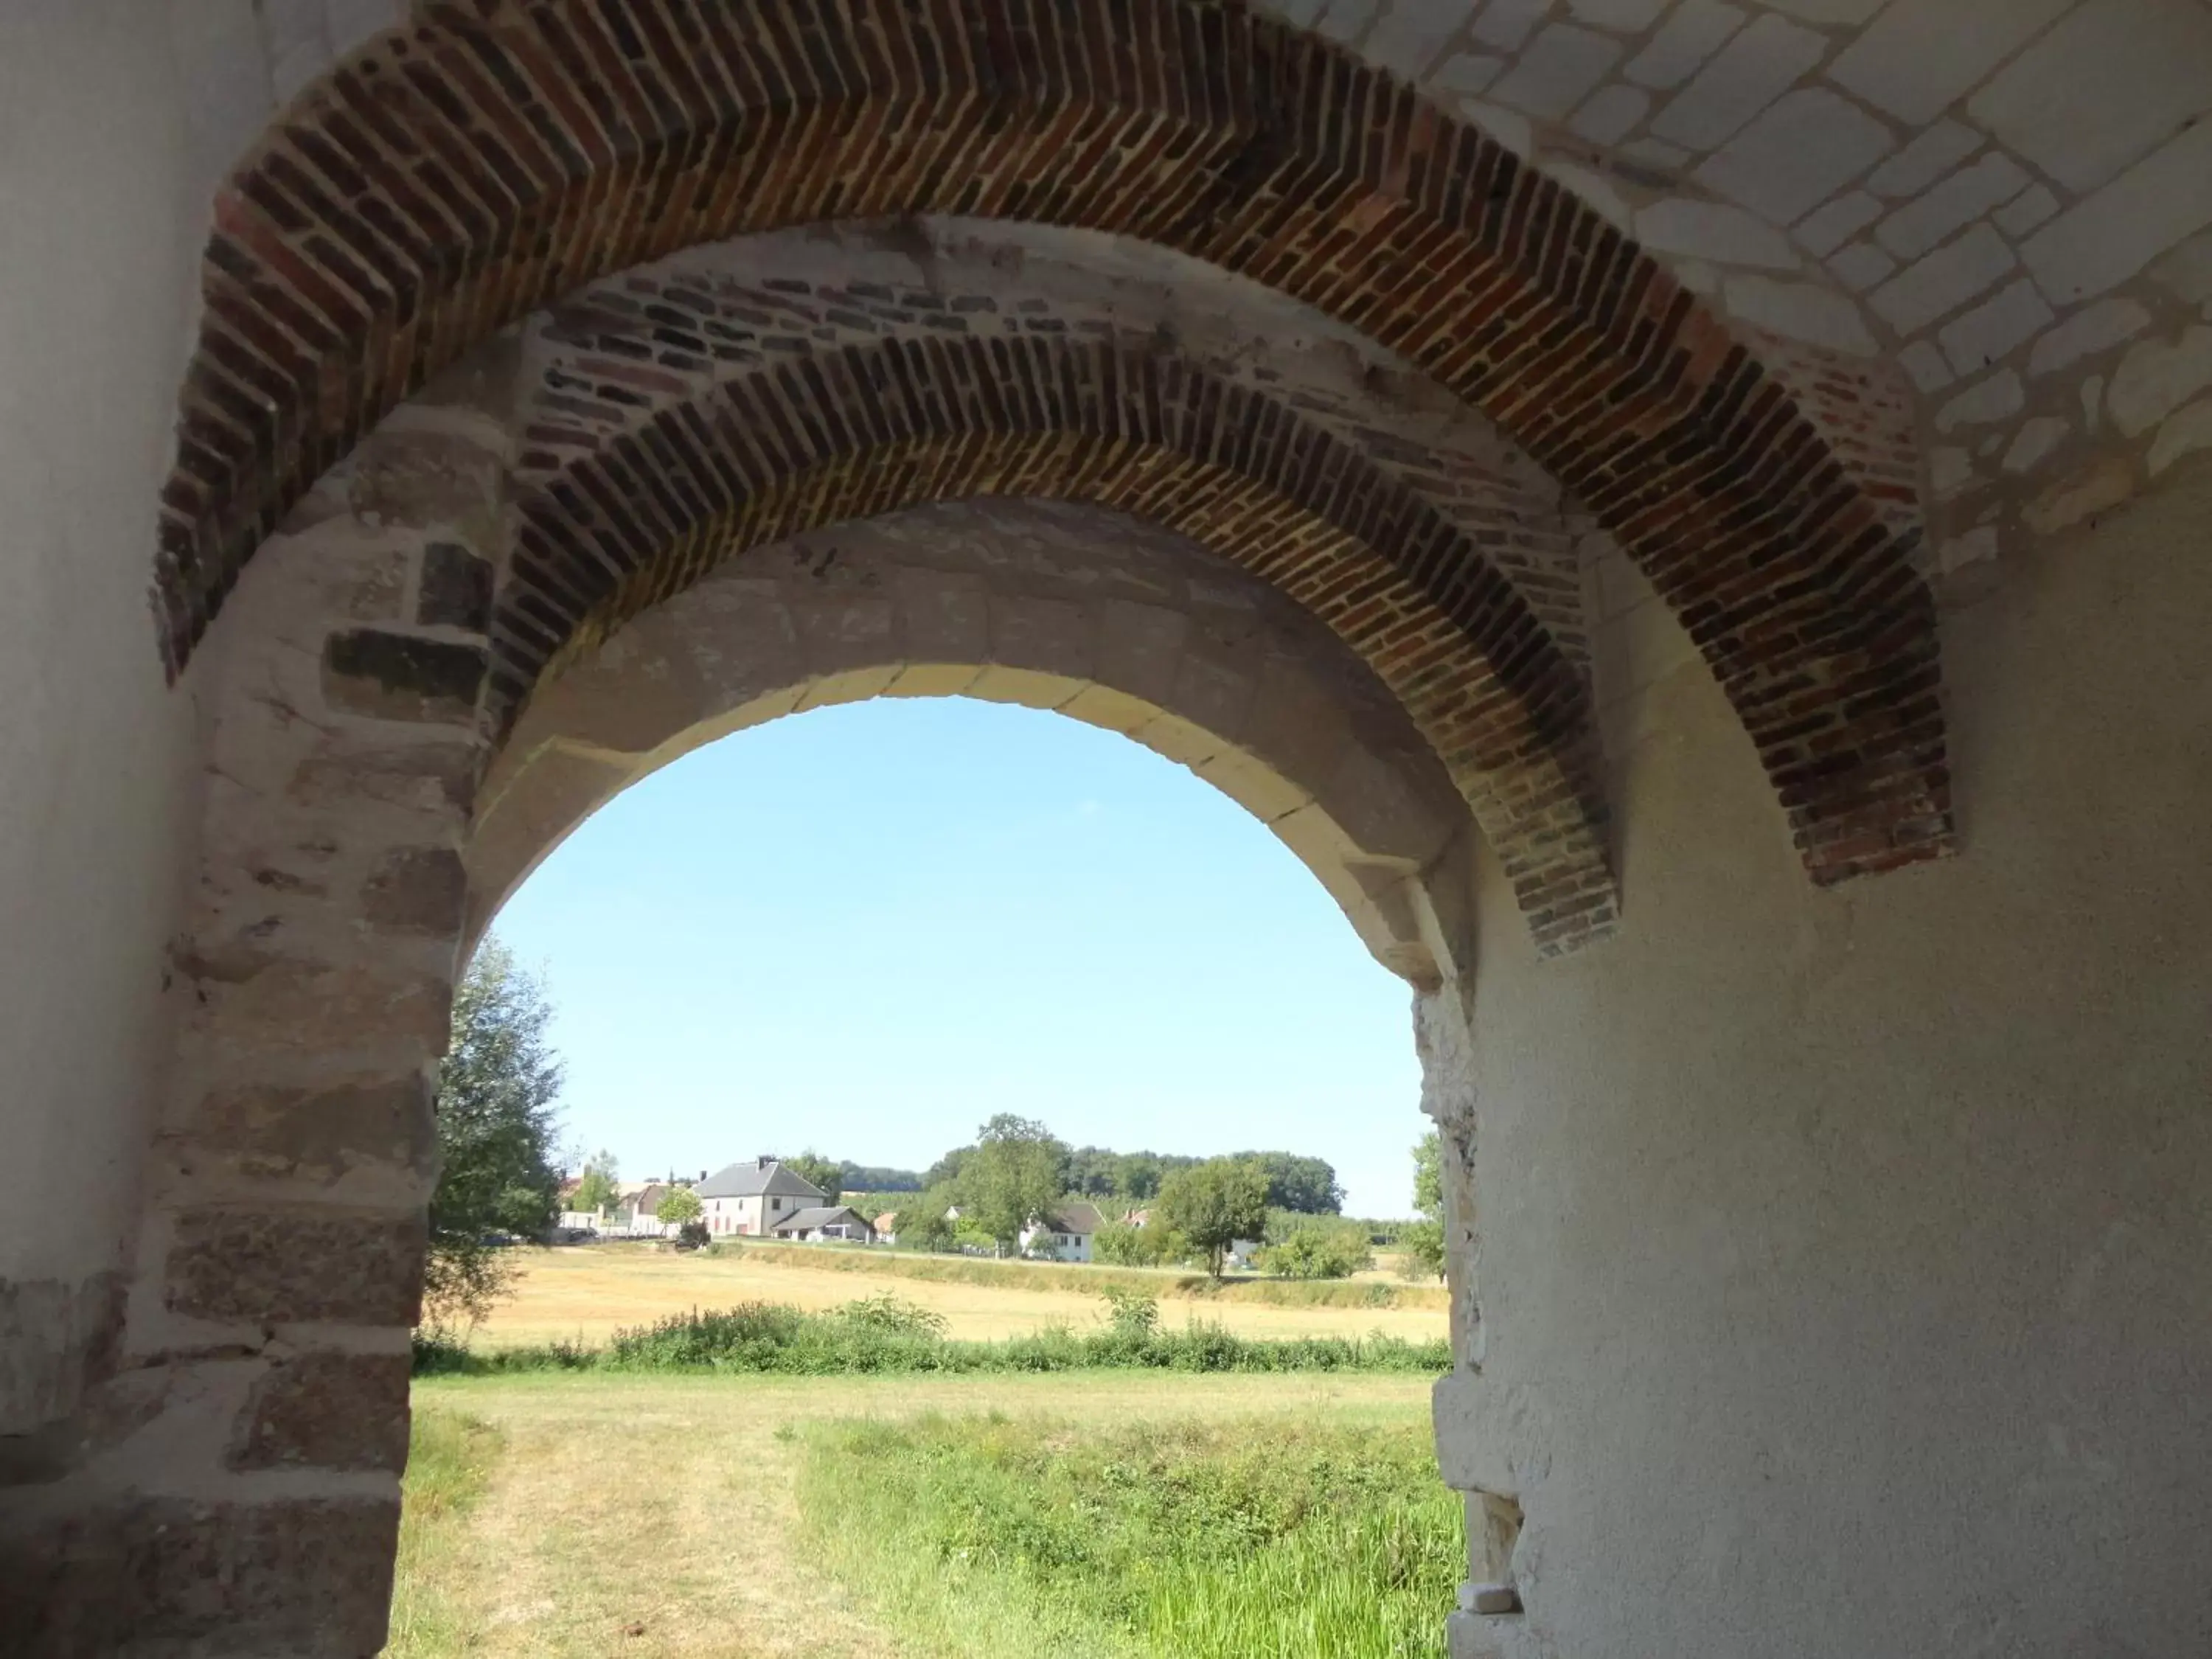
[695,1158,827,1239]
[768,1206,877,1244]
[1020,1200,1106,1263]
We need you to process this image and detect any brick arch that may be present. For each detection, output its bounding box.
[163,0,1952,886]
[495,330,1618,953]
[471,499,1481,986]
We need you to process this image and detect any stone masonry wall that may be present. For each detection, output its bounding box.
[0,368,511,1656]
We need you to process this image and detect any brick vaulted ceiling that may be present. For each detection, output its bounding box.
[159,0,1956,931]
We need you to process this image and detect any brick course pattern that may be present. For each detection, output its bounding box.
[505,326,1615,947]
[163,0,1952,888]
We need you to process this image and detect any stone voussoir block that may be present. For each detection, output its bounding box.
[360,846,468,937]
[229,1351,412,1472]
[323,627,486,726]
[0,1495,401,1657]
[184,1074,437,1186]
[164,1205,426,1328]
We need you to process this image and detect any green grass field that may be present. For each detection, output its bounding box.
[390,1371,1456,1658]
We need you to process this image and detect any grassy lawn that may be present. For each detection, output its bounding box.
[392,1371,1452,1658]
[473,1243,1448,1350]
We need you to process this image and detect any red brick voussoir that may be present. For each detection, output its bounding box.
[157,0,1952,888]
[501,333,1618,952]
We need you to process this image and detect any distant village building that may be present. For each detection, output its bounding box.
[1020,1201,1105,1263]
[697,1158,827,1237]
[768,1206,877,1244]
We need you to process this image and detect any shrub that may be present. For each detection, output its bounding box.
[1256,1227,1372,1281]
[411,1295,1450,1378]
[1397,1220,1446,1282]
[840,1293,950,1338]
[676,1220,710,1251]
[1099,1286,1161,1340]
[1095,1220,1189,1268]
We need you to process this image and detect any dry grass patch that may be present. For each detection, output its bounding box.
[473,1245,1447,1351]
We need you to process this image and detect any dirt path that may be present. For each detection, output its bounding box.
[404,1372,1435,1658]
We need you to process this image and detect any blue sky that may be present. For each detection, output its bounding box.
[490,696,1427,1218]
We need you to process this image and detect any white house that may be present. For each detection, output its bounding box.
[768,1206,877,1243]
[610,1182,677,1238]
[1020,1200,1105,1263]
[696,1158,827,1237]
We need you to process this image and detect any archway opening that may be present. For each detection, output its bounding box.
[413,686,1464,1655]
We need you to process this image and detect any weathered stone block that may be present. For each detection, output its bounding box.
[229,1352,411,1472]
[361,847,467,937]
[187,948,454,1057]
[322,628,485,725]
[288,740,481,817]
[0,1496,400,1657]
[415,541,493,633]
[187,1076,436,1185]
[165,1207,425,1327]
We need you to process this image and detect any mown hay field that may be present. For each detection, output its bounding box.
[472,1242,1449,1348]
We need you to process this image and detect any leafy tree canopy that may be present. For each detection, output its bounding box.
[950,1141,1340,1211]
[958,1114,1071,1248]
[893,1185,961,1252]
[572,1150,621,1215]
[1156,1158,1270,1278]
[782,1150,844,1202]
[1402,1130,1446,1283]
[425,938,564,1334]
[839,1161,923,1192]
[655,1186,703,1225]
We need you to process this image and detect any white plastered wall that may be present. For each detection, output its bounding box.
[0,2,228,1443]
[1434,456,2212,1658]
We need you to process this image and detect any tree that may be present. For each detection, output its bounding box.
[1095,1220,1188,1268]
[958,1114,1071,1251]
[1067,1145,1122,1197]
[894,1189,959,1253]
[783,1150,844,1202]
[1156,1158,1270,1278]
[1402,1130,1447,1282]
[1116,1151,1165,1201]
[1239,1152,1346,1214]
[655,1187,703,1225]
[1413,1130,1443,1217]
[922,1145,974,1190]
[572,1150,621,1216]
[839,1161,924,1192]
[422,937,564,1335]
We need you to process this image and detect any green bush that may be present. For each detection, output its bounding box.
[839,1293,950,1338]
[1256,1227,1374,1280]
[413,1297,1451,1378]
[1099,1286,1161,1339]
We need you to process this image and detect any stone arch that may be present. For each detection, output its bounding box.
[495,327,1617,949]
[162,0,1953,887]
[470,498,1478,985]
[34,397,1488,1654]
